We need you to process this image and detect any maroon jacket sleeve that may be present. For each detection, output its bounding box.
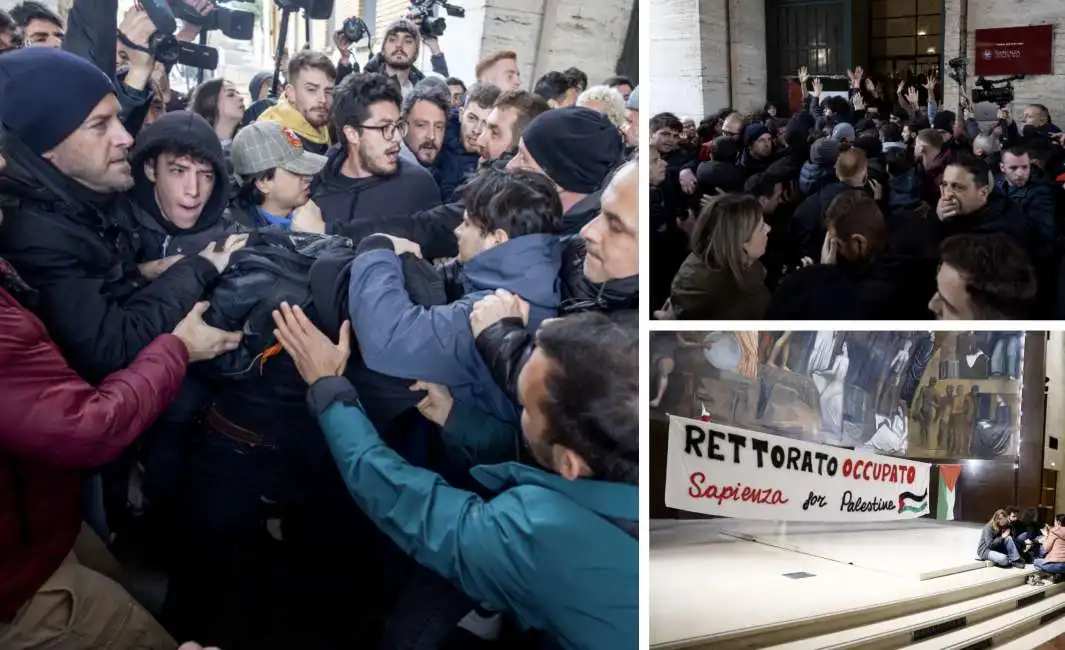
[0,296,189,469]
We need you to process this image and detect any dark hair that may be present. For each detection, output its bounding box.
[649,112,683,134]
[445,76,466,91]
[916,128,944,150]
[823,96,850,115]
[536,312,638,484]
[332,73,402,142]
[604,75,634,89]
[1021,508,1039,524]
[825,190,887,253]
[10,1,61,29]
[1002,145,1029,160]
[939,233,1036,319]
[1057,514,1065,528]
[879,122,902,143]
[288,49,336,84]
[465,82,501,109]
[190,78,226,127]
[744,171,784,198]
[462,168,561,238]
[533,71,570,102]
[0,9,18,44]
[1005,506,1021,516]
[237,168,275,206]
[401,83,450,119]
[493,89,551,143]
[563,66,587,91]
[947,156,992,189]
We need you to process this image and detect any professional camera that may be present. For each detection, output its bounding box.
[971,77,1016,108]
[170,0,256,41]
[338,15,370,44]
[408,0,464,40]
[138,0,219,69]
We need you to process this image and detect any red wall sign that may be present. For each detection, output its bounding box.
[974,25,1055,76]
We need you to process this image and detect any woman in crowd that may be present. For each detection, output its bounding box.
[190,78,246,149]
[977,509,1026,569]
[666,194,771,319]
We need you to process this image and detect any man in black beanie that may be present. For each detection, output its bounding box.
[507,106,624,234]
[362,18,449,99]
[0,48,239,383]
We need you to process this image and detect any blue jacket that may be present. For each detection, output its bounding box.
[433,109,479,202]
[348,234,562,424]
[307,376,639,650]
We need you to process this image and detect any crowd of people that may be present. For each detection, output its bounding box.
[650,65,1065,320]
[0,2,640,649]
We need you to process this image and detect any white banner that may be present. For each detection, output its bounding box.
[665,415,932,521]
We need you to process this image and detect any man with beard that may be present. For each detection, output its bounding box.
[435,83,500,202]
[996,146,1055,262]
[363,19,449,99]
[400,83,449,175]
[507,107,625,234]
[476,89,551,164]
[0,48,238,383]
[311,72,442,235]
[475,50,521,90]
[259,50,335,155]
[470,160,639,399]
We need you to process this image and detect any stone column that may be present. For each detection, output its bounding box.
[648,0,724,119]
[941,0,966,114]
[726,0,767,114]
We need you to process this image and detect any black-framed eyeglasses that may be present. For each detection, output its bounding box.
[359,121,408,141]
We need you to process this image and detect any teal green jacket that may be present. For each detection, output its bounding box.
[308,377,638,650]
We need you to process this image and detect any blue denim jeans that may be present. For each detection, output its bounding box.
[988,536,1022,565]
[1035,558,1065,573]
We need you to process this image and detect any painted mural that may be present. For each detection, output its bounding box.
[650,331,1024,461]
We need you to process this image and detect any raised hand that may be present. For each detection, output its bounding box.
[812,77,823,98]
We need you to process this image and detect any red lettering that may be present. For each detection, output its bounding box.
[843,458,853,477]
[907,466,916,484]
[687,473,790,505]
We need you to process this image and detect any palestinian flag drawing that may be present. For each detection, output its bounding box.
[898,490,929,515]
[937,465,962,520]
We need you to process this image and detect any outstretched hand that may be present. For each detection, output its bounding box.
[271,302,351,385]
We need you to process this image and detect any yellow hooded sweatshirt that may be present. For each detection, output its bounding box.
[258,99,331,147]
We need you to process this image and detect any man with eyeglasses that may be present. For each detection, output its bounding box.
[311,72,442,236]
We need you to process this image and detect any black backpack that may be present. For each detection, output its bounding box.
[201,230,353,379]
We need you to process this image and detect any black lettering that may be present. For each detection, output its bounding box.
[752,438,769,467]
[770,445,785,468]
[708,429,725,461]
[802,491,828,510]
[786,446,801,471]
[684,425,706,456]
[839,490,897,513]
[726,433,747,463]
[800,451,813,474]
[827,457,839,476]
[815,452,828,474]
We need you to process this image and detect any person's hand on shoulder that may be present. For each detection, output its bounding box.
[172,302,243,362]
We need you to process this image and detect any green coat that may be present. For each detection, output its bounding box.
[309,377,638,650]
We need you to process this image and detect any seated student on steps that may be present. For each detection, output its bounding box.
[977,509,1026,569]
[1034,515,1065,580]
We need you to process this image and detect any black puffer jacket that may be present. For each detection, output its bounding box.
[128,111,239,260]
[0,132,218,383]
[475,236,638,400]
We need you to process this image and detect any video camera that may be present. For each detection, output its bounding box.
[408,0,464,40]
[170,0,255,41]
[138,0,255,71]
[971,77,1017,108]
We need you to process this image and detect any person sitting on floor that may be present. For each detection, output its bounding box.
[1015,507,1044,560]
[1034,515,1065,581]
[977,509,1026,569]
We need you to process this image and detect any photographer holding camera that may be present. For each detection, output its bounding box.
[349,18,448,99]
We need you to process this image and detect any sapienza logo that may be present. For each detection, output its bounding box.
[983,49,994,60]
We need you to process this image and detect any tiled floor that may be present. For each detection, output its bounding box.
[650,519,1014,648]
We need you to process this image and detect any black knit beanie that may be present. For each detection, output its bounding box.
[522,107,624,194]
[0,48,116,155]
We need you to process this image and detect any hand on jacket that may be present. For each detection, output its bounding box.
[410,381,453,425]
[292,200,325,233]
[173,302,243,362]
[138,255,184,281]
[271,302,351,385]
[679,169,697,194]
[382,235,423,258]
[198,235,247,272]
[470,289,529,338]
